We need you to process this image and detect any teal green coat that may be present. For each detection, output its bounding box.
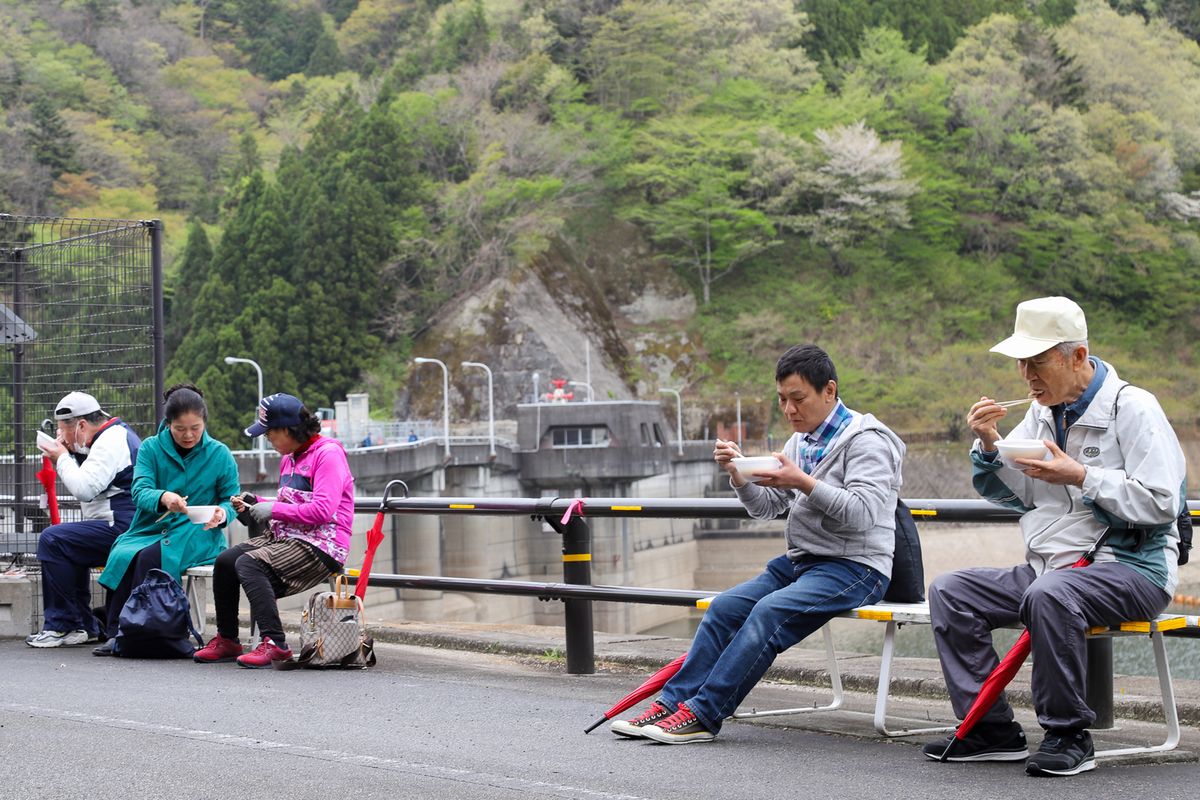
[98,421,240,590]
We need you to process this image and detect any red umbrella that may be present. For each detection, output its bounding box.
[939,540,1108,761]
[353,510,385,601]
[354,480,406,601]
[584,652,688,733]
[36,455,60,526]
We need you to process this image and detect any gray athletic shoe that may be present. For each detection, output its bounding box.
[26,629,89,648]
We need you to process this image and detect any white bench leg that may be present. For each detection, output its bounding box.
[185,575,207,639]
[1095,631,1180,758]
[731,623,844,718]
[874,620,955,738]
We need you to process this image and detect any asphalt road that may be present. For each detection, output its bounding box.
[1,640,1197,800]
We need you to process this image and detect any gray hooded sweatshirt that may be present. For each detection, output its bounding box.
[733,412,906,579]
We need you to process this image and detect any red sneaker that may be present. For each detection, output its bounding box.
[610,701,673,738]
[236,637,293,669]
[193,634,244,663]
[641,702,716,744]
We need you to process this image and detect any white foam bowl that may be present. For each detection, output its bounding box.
[731,456,782,483]
[995,439,1050,470]
[184,505,219,524]
[36,430,57,451]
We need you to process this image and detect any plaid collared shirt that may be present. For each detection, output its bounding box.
[796,400,854,474]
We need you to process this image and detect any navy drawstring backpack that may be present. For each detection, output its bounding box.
[111,568,205,658]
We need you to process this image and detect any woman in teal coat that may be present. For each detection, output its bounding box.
[94,384,239,654]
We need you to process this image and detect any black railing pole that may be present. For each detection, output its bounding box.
[560,515,595,674]
[1086,637,1115,729]
[149,219,165,421]
[12,249,25,535]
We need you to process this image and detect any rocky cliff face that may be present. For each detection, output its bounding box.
[398,218,699,423]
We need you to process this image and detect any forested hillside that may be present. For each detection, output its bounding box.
[3,0,1200,442]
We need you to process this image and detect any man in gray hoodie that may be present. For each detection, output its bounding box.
[611,344,906,743]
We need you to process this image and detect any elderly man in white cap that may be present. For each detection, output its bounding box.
[26,392,141,648]
[923,297,1187,776]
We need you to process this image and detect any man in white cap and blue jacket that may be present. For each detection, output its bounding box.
[924,297,1187,776]
[26,392,141,647]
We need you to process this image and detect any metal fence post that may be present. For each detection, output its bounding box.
[1086,638,1114,729]
[555,514,595,674]
[11,249,25,535]
[149,219,165,421]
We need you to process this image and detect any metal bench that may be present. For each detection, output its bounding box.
[184,564,348,639]
[694,597,1188,758]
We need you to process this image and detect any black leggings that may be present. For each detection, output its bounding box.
[105,542,163,636]
[212,542,289,646]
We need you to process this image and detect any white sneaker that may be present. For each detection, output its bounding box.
[26,629,89,648]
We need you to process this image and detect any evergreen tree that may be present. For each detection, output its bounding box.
[27,96,78,179]
[305,30,345,77]
[165,222,214,358]
[432,0,491,72]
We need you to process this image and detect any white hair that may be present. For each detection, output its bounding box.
[1054,340,1089,359]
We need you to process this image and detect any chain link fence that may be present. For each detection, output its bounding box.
[1,213,163,566]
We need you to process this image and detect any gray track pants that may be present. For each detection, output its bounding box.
[928,561,1169,730]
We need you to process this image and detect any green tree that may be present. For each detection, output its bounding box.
[305,30,345,77]
[432,0,491,72]
[27,96,78,179]
[165,221,214,358]
[582,1,700,117]
[623,119,778,303]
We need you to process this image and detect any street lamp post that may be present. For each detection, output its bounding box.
[414,357,450,459]
[569,380,593,402]
[223,355,265,477]
[461,360,495,457]
[660,388,683,456]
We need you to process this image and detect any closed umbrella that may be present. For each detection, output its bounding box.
[939,534,1110,761]
[36,455,60,526]
[354,480,407,601]
[584,652,688,733]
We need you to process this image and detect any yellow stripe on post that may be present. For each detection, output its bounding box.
[856,609,895,621]
[1087,625,1110,636]
[562,553,592,562]
[344,568,361,577]
[696,598,712,610]
[610,505,643,511]
[909,509,937,517]
[1157,616,1188,632]
[448,503,475,509]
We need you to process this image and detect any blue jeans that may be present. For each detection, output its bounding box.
[661,554,887,733]
[36,519,127,636]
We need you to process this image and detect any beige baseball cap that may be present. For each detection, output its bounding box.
[990,296,1088,359]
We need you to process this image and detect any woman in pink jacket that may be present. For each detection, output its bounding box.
[193,393,355,668]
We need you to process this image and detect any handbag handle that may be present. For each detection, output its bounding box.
[325,573,357,608]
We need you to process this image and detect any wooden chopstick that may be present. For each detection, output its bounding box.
[995,398,1034,408]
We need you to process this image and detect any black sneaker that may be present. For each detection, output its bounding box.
[610,700,673,738]
[1025,729,1096,777]
[923,721,1029,762]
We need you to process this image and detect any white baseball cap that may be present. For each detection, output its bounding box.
[990,296,1088,360]
[54,391,103,420]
